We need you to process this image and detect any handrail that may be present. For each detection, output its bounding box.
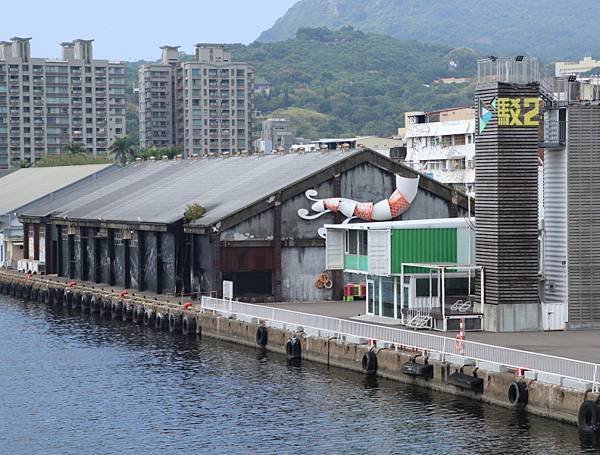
[201,297,599,391]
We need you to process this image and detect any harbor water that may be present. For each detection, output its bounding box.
[1,294,599,454]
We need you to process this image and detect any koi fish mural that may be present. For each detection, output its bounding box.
[298,175,420,237]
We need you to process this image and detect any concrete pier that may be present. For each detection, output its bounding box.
[0,270,597,428]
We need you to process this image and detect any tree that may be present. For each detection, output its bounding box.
[64,142,87,155]
[109,135,134,165]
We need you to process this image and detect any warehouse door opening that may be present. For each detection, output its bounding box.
[222,271,272,297]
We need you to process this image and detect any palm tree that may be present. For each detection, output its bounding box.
[109,136,134,166]
[64,142,87,155]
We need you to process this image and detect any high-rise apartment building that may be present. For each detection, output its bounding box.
[0,38,126,168]
[139,44,254,156]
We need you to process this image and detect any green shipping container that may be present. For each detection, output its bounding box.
[390,228,457,274]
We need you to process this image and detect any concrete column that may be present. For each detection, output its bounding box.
[124,238,130,289]
[93,236,101,283]
[156,231,162,294]
[273,198,282,301]
[137,230,144,291]
[107,228,115,286]
[33,224,39,260]
[44,224,52,273]
[56,225,63,276]
[67,234,75,279]
[79,227,86,281]
[212,231,221,298]
[23,222,30,260]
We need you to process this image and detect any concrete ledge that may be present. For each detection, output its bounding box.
[477,360,508,373]
[445,354,474,367]
[525,370,538,381]
[537,372,563,386]
[562,378,592,392]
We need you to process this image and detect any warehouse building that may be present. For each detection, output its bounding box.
[0,164,117,269]
[19,149,468,301]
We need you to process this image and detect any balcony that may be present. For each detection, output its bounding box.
[539,120,566,149]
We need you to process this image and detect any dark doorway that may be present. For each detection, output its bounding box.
[222,271,272,298]
[51,240,58,275]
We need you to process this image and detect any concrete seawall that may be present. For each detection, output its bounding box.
[0,270,595,428]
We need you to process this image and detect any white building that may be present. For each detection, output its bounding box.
[403,108,475,193]
[0,38,126,168]
[555,54,600,77]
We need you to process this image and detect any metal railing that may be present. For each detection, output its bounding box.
[201,297,600,391]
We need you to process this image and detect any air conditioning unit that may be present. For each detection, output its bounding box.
[67,224,78,235]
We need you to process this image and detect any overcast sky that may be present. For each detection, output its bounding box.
[2,0,297,60]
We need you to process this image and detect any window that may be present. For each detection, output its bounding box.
[416,278,438,297]
[346,230,368,255]
[454,134,466,145]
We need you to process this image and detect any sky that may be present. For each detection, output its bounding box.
[2,0,297,61]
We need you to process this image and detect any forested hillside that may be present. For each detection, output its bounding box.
[258,0,600,60]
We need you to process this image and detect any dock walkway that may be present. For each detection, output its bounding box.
[261,301,600,364]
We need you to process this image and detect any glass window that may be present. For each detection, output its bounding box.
[347,230,358,254]
[381,277,395,318]
[416,278,438,297]
[359,231,368,255]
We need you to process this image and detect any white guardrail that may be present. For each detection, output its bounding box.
[201,297,600,391]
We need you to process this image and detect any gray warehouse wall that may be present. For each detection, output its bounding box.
[282,181,335,239]
[114,242,125,288]
[161,233,176,295]
[192,234,213,295]
[567,105,600,328]
[99,238,109,284]
[281,246,333,302]
[221,209,274,241]
[144,232,158,294]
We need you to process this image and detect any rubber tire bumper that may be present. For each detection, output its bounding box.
[508,381,528,406]
[578,400,600,433]
[168,313,182,333]
[155,313,169,330]
[256,326,268,347]
[182,315,196,335]
[362,351,378,375]
[286,337,302,359]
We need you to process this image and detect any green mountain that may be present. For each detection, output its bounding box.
[124,28,477,142]
[233,27,476,138]
[257,0,600,60]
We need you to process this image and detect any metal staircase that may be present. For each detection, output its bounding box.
[406,310,433,329]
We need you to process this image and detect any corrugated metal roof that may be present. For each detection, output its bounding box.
[21,150,363,226]
[0,164,115,215]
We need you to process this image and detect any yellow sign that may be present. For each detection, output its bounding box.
[496,97,539,127]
